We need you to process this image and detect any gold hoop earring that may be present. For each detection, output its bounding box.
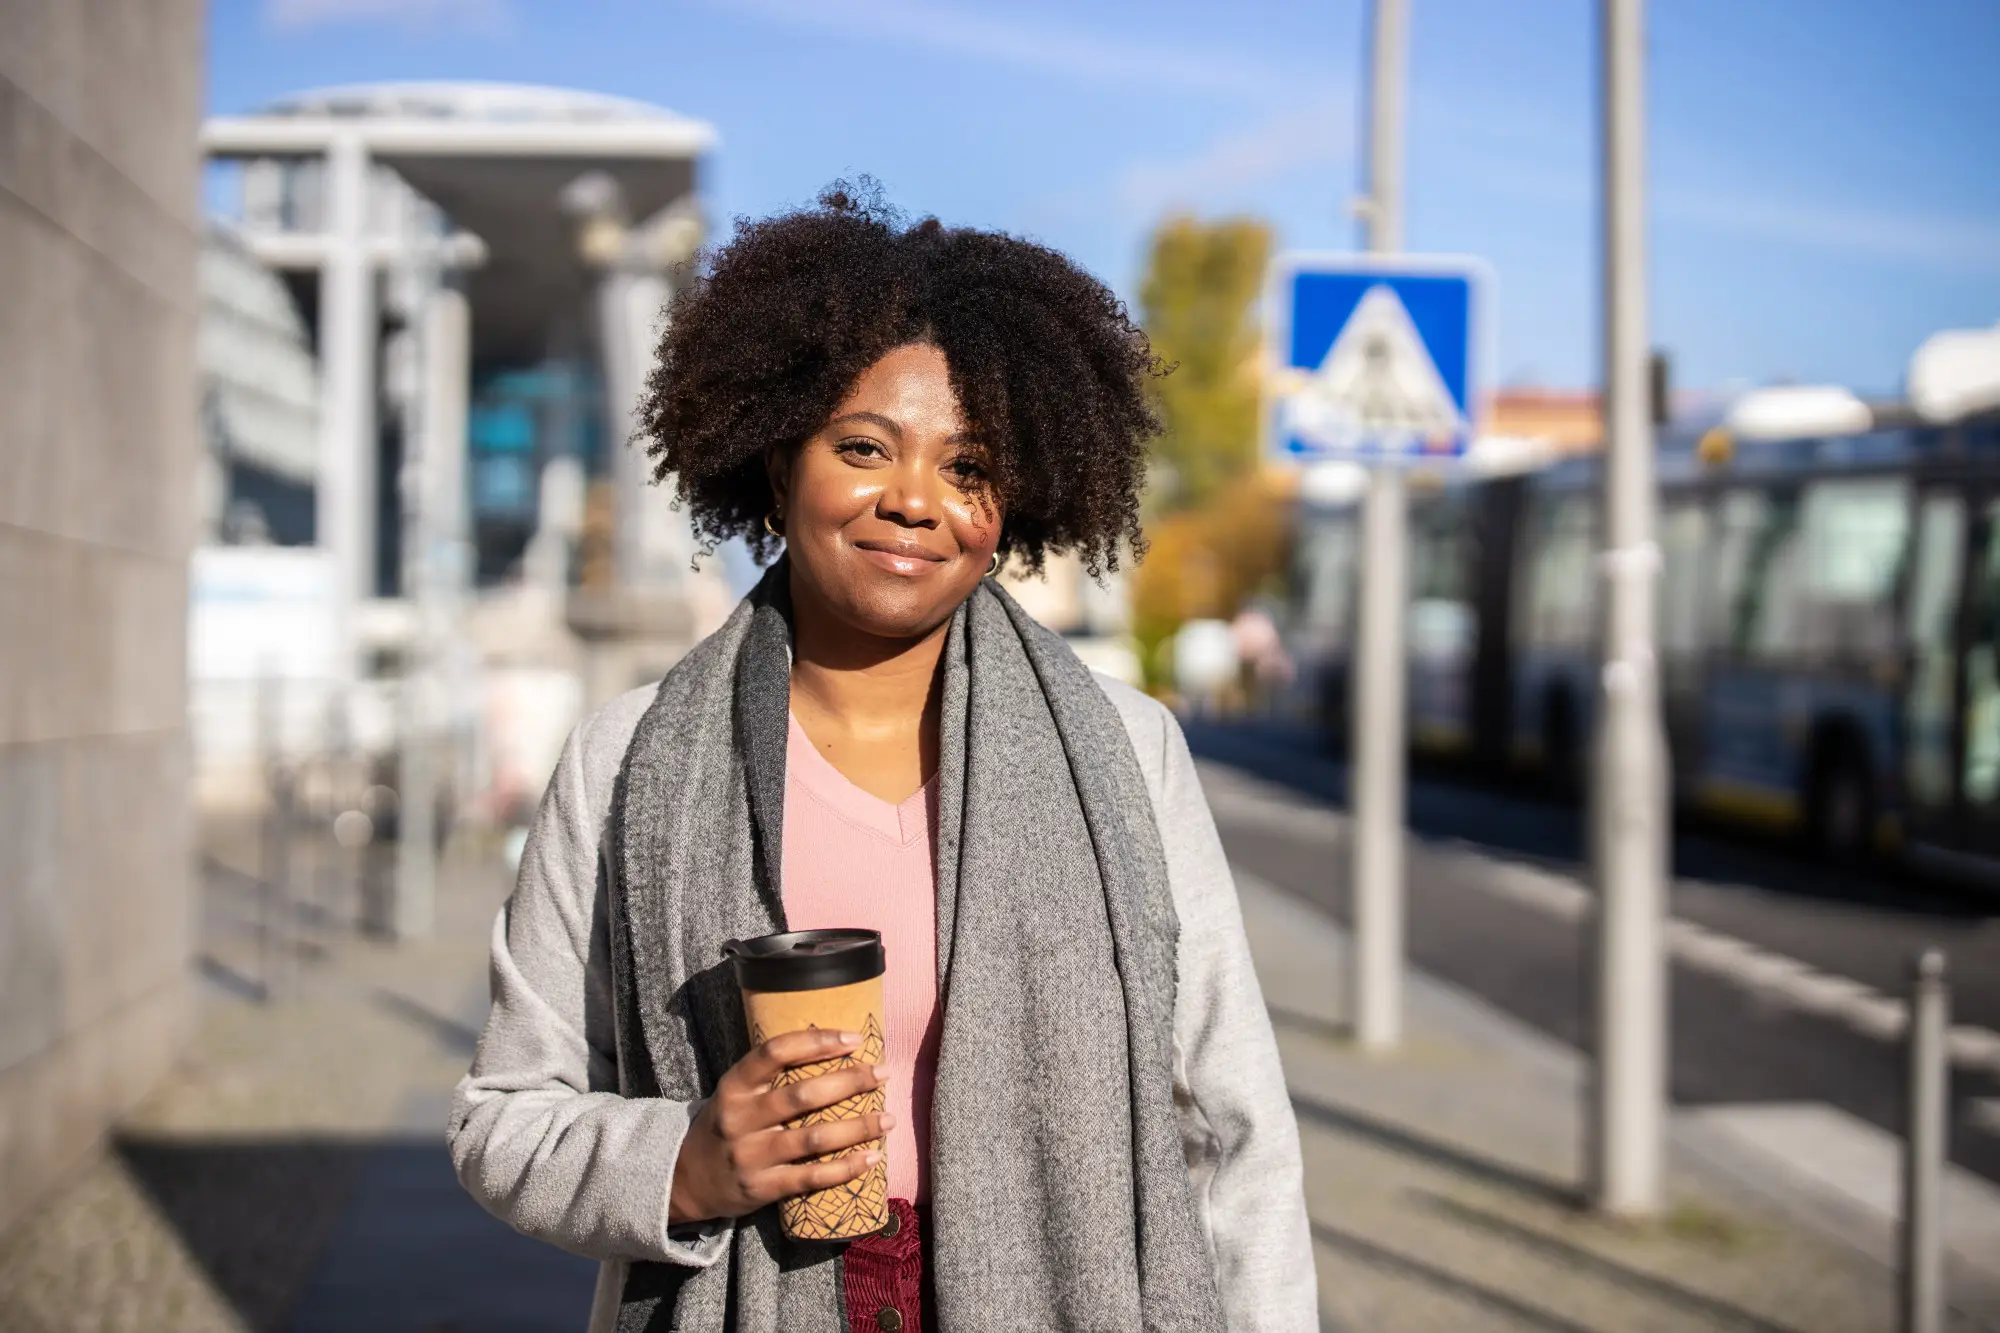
[763,511,783,538]
[988,552,1003,577]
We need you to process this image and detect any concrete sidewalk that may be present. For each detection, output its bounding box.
[8,789,1996,1331]
[0,830,593,1333]
[1243,864,2000,1332]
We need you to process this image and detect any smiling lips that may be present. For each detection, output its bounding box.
[853,539,949,576]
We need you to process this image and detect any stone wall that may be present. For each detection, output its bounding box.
[0,1,206,1237]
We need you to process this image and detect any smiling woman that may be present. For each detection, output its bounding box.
[640,182,1158,579]
[448,183,1316,1333]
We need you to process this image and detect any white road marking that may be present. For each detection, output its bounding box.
[1193,761,2000,1077]
[1683,1102,2000,1282]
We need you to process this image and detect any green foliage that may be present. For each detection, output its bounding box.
[1139,215,1274,513]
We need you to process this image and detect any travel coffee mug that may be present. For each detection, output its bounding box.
[721,928,888,1241]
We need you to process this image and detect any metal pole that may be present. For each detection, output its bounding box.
[1590,0,1670,1218]
[1901,948,1949,1333]
[1350,0,1410,1051]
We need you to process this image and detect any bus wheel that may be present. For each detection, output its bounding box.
[1804,740,1874,862]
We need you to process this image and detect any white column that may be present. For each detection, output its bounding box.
[597,268,700,590]
[317,132,378,675]
[391,276,470,942]
[1590,0,1669,1219]
[424,282,472,567]
[1350,0,1411,1052]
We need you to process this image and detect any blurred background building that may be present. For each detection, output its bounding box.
[0,0,207,1239]
[194,81,731,820]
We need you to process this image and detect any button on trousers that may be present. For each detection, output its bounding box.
[840,1198,931,1333]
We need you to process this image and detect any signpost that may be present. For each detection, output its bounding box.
[1265,254,1488,1050]
[1266,258,1487,464]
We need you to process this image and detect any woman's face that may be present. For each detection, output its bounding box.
[771,342,1003,642]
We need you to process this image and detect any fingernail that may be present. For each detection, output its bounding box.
[864,1150,883,1165]
[872,1064,888,1081]
[838,1031,861,1044]
[879,1112,897,1130]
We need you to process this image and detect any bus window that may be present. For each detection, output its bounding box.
[1905,495,1964,813]
[1965,501,2000,809]
[1297,515,1358,641]
[1709,489,1796,658]
[1794,478,1910,662]
[1518,494,1597,653]
[1659,501,1708,659]
[1409,495,1477,661]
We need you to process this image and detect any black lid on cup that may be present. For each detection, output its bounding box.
[721,928,884,993]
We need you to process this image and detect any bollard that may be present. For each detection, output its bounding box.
[1901,947,1949,1333]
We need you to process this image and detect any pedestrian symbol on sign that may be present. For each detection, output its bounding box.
[1264,255,1489,464]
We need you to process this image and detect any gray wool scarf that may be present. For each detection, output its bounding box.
[607,563,1227,1332]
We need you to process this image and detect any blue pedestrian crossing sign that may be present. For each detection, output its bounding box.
[1264,254,1490,463]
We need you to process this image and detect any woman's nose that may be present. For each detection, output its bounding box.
[877,465,940,528]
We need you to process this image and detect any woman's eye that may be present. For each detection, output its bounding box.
[947,457,986,482]
[834,437,887,461]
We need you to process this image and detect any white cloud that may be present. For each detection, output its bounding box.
[1659,187,2000,278]
[1424,91,2000,279]
[264,0,512,35]
[711,0,1293,101]
[1017,96,1352,238]
[1102,98,1355,222]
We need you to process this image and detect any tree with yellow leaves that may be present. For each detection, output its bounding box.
[1132,216,1290,689]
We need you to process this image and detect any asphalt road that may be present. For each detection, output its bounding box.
[1183,716,2000,1188]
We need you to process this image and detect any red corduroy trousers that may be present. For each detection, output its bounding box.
[840,1198,933,1333]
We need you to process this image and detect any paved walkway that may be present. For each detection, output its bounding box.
[0,828,593,1333]
[4,780,1996,1331]
[1206,756,2000,1333]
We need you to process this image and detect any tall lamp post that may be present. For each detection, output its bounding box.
[1591,0,1670,1218]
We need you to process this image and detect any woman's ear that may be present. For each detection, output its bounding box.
[764,446,791,521]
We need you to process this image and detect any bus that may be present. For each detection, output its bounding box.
[1286,412,2000,878]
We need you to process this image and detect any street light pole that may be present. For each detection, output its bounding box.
[1351,0,1411,1052]
[1591,0,1670,1218]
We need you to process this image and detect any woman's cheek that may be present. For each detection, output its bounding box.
[948,497,1002,555]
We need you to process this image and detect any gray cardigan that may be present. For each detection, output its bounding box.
[448,674,1317,1331]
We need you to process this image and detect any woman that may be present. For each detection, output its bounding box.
[450,186,1315,1333]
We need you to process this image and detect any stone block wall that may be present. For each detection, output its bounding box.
[0,0,206,1238]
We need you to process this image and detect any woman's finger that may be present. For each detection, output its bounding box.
[737,1063,885,1132]
[753,1110,893,1168]
[756,1148,883,1203]
[725,1028,863,1091]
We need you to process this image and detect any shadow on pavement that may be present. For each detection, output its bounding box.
[1310,1221,1604,1333]
[371,988,482,1058]
[1413,1191,1796,1333]
[115,1132,596,1332]
[1267,1004,1355,1045]
[1289,1091,1577,1211]
[115,1135,369,1332]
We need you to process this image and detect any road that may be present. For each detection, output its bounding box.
[1185,716,2000,1189]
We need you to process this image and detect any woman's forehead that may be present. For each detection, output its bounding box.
[828,344,968,441]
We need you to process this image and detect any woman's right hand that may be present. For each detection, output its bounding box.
[667,1028,892,1226]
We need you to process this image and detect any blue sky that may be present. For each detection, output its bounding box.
[208,0,1999,395]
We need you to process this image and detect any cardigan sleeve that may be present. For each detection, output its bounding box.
[1138,698,1320,1332]
[447,705,729,1267]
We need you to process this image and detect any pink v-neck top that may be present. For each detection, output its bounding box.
[780,716,943,1204]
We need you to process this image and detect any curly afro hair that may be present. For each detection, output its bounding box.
[637,183,1164,575]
